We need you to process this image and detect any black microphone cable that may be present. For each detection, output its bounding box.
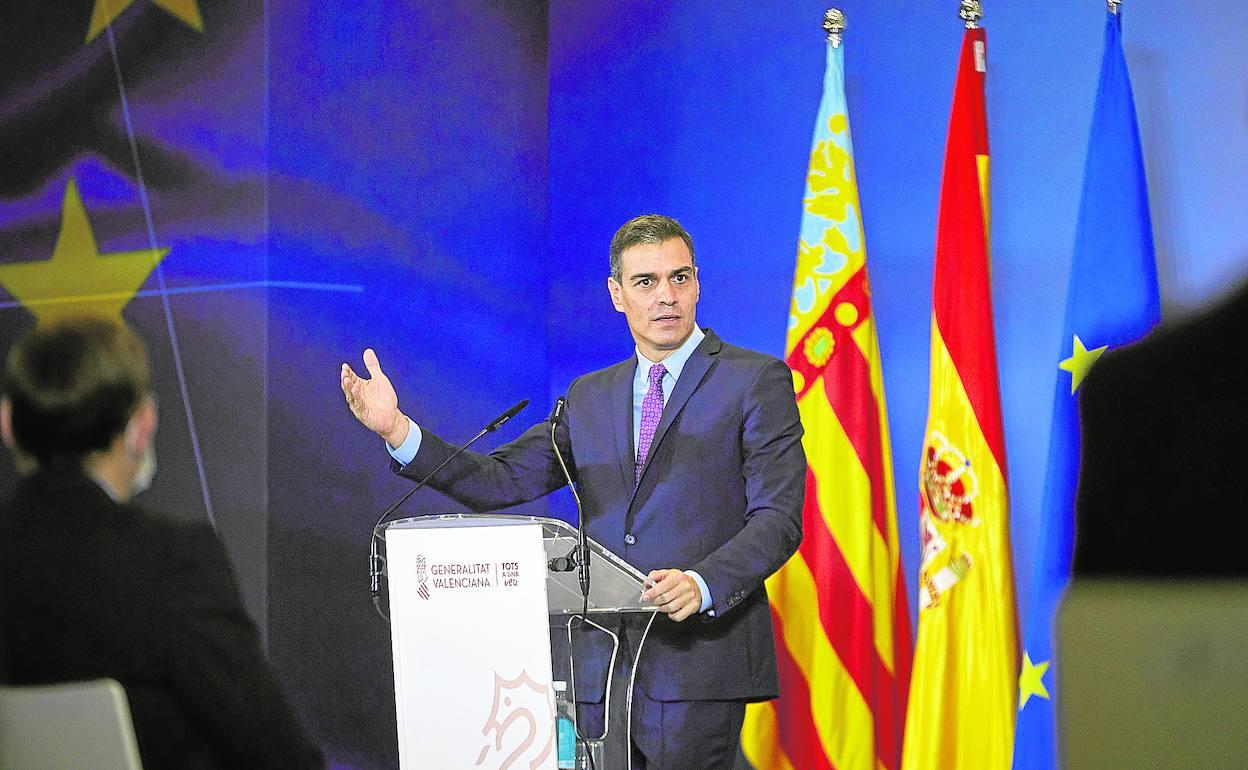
[547,396,590,625]
[548,395,600,770]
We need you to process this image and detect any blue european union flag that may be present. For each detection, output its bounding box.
[1012,9,1161,769]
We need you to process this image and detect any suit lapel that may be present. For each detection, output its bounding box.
[632,330,722,490]
[612,357,637,488]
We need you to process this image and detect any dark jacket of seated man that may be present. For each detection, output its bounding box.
[0,316,322,769]
[1075,283,1248,577]
[0,470,323,769]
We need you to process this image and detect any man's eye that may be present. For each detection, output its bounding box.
[673,274,687,283]
[636,279,651,287]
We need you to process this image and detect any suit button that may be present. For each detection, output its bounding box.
[624,533,636,546]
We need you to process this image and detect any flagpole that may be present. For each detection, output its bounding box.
[959,0,983,29]
[738,8,915,768]
[823,8,845,48]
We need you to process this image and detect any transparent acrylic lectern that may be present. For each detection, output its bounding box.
[382,514,657,770]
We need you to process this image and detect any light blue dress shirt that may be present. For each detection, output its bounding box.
[388,326,714,613]
[632,326,704,457]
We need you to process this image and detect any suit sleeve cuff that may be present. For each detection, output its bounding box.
[685,570,714,615]
[386,418,422,466]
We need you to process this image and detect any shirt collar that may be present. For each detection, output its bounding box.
[636,326,705,382]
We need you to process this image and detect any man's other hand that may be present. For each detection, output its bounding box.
[341,349,409,448]
[642,569,703,622]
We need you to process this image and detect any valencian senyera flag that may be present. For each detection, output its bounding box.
[1011,8,1161,769]
[740,24,913,770]
[901,23,1019,770]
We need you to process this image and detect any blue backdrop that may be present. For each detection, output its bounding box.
[2,1,1245,767]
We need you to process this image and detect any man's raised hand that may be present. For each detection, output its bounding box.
[340,348,409,448]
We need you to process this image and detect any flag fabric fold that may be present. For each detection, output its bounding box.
[740,39,912,770]
[902,26,1019,770]
[1012,10,1161,768]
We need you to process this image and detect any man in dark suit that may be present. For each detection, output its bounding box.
[342,214,806,768]
[0,317,322,769]
[1075,282,1248,576]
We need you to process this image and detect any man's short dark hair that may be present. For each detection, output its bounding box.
[3,317,150,469]
[609,214,696,282]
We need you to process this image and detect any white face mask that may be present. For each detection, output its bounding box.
[123,398,158,498]
[131,444,157,497]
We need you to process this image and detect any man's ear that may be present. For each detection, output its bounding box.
[607,277,625,313]
[124,397,158,455]
[1,398,14,451]
[1,398,36,474]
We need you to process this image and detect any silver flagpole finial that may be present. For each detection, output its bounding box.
[1108,0,1122,14]
[823,9,846,48]
[959,0,983,29]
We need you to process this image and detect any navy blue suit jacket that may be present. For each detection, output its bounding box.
[398,329,805,702]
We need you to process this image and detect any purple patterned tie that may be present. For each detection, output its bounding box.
[635,363,667,482]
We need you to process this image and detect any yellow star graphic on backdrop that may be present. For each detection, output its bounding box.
[1058,334,1109,394]
[87,0,203,43]
[1018,651,1052,710]
[0,179,168,326]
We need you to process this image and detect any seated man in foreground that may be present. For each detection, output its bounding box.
[0,316,322,769]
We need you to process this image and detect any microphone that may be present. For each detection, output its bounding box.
[549,396,566,427]
[370,399,530,620]
[546,396,574,572]
[546,395,590,621]
[486,399,529,432]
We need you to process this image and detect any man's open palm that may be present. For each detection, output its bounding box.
[341,349,404,443]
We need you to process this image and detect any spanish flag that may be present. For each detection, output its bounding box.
[901,25,1019,770]
[740,24,912,770]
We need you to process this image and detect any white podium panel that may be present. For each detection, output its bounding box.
[387,520,556,770]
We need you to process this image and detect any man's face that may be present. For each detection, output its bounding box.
[608,237,699,362]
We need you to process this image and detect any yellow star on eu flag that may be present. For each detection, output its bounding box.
[1058,334,1109,394]
[1018,651,1052,710]
[87,0,203,43]
[0,179,168,326]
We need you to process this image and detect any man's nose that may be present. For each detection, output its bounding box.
[656,279,676,303]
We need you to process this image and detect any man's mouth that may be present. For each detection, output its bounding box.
[653,314,681,323]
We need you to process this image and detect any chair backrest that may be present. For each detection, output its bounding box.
[1059,580,1248,769]
[0,678,143,770]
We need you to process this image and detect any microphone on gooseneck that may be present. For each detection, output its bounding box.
[547,396,574,570]
[369,399,530,621]
[546,396,590,619]
[485,399,530,432]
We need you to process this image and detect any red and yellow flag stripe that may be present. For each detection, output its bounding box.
[742,37,912,770]
[901,26,1019,770]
